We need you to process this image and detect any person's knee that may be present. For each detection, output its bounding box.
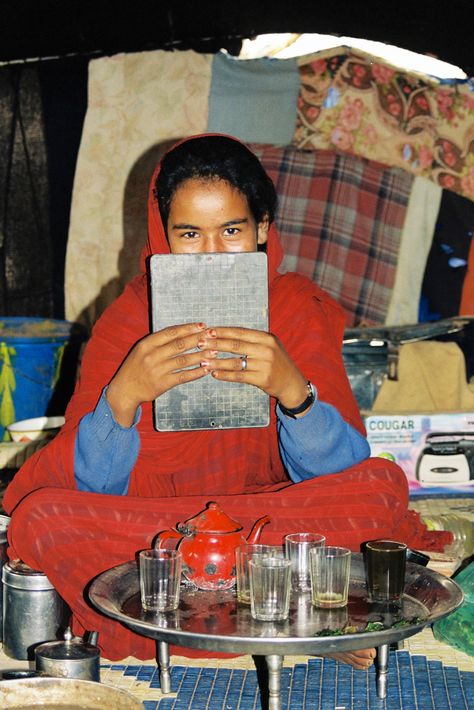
[365,457,408,488]
[8,486,74,540]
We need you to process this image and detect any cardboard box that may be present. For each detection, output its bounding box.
[364,412,474,496]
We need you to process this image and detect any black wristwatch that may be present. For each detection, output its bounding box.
[278,381,315,419]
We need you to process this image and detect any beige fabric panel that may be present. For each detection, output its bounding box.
[373,340,474,412]
[385,177,442,326]
[65,50,211,328]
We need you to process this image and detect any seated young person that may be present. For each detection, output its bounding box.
[3,135,450,667]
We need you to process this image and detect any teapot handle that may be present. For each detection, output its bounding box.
[155,530,182,549]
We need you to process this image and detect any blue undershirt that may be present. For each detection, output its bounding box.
[74,386,370,495]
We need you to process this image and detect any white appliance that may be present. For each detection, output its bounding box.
[416,432,474,486]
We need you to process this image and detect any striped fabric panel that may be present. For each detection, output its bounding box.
[250,145,414,327]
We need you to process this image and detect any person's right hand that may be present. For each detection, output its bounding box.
[106,322,210,426]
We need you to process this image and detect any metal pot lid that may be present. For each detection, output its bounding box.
[2,560,55,590]
[35,628,99,661]
[35,639,99,661]
[179,501,243,534]
[35,642,98,661]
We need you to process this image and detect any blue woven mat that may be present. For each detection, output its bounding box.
[101,650,474,709]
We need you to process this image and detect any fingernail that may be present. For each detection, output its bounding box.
[200,360,209,367]
[197,322,206,329]
[197,339,206,349]
[211,370,219,378]
[207,329,216,338]
[209,350,218,357]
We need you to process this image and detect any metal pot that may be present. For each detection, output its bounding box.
[156,501,271,590]
[2,559,70,660]
[0,676,143,708]
[35,627,100,682]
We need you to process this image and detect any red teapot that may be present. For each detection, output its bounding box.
[155,501,271,590]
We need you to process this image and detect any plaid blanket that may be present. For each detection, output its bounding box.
[250,145,414,327]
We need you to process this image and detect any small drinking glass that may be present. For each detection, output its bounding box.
[310,546,351,609]
[249,556,291,621]
[365,539,407,603]
[284,532,326,591]
[235,544,284,604]
[139,549,182,612]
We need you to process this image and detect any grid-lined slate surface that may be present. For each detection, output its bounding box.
[150,253,269,431]
[100,650,474,709]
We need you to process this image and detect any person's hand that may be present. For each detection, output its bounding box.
[198,326,310,411]
[106,322,210,426]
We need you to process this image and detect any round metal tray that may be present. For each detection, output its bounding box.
[89,553,463,656]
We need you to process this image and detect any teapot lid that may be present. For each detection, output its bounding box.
[183,502,243,533]
[34,627,100,661]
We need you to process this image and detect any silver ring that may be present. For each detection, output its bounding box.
[240,355,248,371]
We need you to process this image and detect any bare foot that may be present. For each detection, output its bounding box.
[320,647,376,670]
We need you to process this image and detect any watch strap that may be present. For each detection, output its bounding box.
[278,381,315,419]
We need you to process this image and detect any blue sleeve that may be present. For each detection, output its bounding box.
[276,385,370,483]
[74,388,141,495]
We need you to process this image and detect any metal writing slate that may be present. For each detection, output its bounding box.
[150,252,269,431]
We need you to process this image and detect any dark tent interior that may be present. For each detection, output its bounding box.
[1,1,473,72]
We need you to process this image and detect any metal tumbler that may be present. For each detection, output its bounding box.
[2,560,70,660]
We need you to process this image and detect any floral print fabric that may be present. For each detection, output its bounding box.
[293,47,474,203]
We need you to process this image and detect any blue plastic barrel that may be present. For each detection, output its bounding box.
[0,318,76,442]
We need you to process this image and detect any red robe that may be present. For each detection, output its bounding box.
[3,136,450,660]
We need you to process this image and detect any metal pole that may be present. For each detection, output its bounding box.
[265,654,283,710]
[376,643,389,699]
[157,640,172,694]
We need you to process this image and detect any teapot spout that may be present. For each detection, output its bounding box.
[246,515,272,544]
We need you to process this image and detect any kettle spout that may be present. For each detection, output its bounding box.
[246,515,272,544]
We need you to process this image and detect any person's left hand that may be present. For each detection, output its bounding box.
[198,326,310,411]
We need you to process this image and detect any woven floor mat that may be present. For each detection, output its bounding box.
[104,628,474,674]
[404,627,474,672]
[100,648,474,709]
[409,496,474,522]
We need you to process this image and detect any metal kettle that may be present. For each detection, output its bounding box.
[156,501,271,590]
[34,627,101,682]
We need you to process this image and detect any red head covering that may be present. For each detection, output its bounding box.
[141,133,285,284]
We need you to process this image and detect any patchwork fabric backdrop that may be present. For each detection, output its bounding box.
[66,47,474,329]
[294,47,474,202]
